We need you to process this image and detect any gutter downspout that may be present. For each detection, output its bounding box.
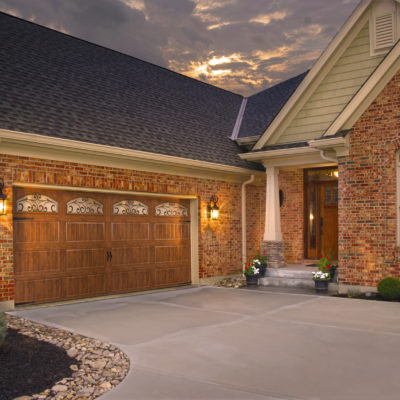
[242,174,255,273]
[319,149,337,163]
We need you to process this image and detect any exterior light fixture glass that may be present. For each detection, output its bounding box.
[207,196,219,220]
[0,178,7,215]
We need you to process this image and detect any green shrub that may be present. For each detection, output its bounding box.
[0,312,7,343]
[378,277,400,301]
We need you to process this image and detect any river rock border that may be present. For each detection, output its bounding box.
[7,315,130,400]
[214,275,246,288]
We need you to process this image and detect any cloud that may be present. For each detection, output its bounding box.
[250,11,288,25]
[0,0,360,96]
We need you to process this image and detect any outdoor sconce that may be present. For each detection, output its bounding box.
[0,178,7,215]
[207,196,219,220]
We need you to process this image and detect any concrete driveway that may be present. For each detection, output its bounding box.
[11,287,400,400]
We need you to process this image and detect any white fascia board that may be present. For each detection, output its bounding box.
[239,146,336,168]
[0,129,263,178]
[309,136,350,157]
[324,39,400,136]
[239,146,319,161]
[308,136,348,149]
[253,0,373,150]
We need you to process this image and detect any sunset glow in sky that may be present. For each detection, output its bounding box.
[0,0,360,95]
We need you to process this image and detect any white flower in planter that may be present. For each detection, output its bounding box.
[312,271,330,280]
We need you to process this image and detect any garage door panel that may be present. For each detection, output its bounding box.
[154,223,190,240]
[15,277,63,304]
[155,245,190,263]
[111,246,151,267]
[14,250,61,275]
[14,221,60,243]
[155,266,191,286]
[66,274,105,298]
[66,248,106,270]
[66,222,105,242]
[111,222,149,241]
[111,269,154,293]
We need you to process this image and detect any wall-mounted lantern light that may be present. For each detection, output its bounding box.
[207,195,219,220]
[0,178,7,215]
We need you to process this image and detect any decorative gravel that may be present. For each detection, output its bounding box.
[214,275,246,288]
[6,315,130,400]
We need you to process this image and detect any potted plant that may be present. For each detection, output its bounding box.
[252,249,267,277]
[244,263,260,287]
[312,271,330,291]
[318,254,336,281]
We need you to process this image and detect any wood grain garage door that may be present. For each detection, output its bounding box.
[13,187,191,304]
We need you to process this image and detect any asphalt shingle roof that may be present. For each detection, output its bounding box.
[0,12,264,171]
[238,71,308,139]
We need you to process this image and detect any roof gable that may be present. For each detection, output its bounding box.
[272,21,385,145]
[253,0,375,150]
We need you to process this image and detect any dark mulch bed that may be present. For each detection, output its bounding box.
[334,293,400,302]
[0,328,74,400]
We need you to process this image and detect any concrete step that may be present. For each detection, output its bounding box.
[264,268,314,280]
[259,276,315,289]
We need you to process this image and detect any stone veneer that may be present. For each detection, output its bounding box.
[338,70,400,287]
[0,153,265,303]
[262,240,285,268]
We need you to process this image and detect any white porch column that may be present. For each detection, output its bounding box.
[264,166,282,241]
[262,166,285,268]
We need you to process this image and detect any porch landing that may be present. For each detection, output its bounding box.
[259,264,338,293]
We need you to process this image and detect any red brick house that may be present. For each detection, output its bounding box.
[1,0,400,309]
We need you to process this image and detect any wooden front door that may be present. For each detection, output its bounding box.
[305,171,338,260]
[13,187,191,305]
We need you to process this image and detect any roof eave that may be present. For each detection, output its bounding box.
[0,129,264,182]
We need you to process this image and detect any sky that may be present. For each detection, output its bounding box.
[0,0,360,96]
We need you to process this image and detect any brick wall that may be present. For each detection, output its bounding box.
[0,154,265,302]
[280,169,305,263]
[339,70,400,286]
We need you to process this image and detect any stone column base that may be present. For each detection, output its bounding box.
[262,241,285,269]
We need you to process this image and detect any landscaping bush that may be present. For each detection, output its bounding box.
[377,277,400,301]
[0,312,7,344]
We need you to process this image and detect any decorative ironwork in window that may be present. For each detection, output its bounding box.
[155,202,188,217]
[113,200,148,215]
[16,194,58,213]
[67,197,104,215]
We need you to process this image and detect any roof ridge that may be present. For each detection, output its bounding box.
[0,10,243,98]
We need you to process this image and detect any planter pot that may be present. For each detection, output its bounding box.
[245,274,259,287]
[314,279,329,292]
[258,264,267,278]
[328,266,337,283]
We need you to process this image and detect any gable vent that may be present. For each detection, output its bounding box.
[375,13,395,49]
